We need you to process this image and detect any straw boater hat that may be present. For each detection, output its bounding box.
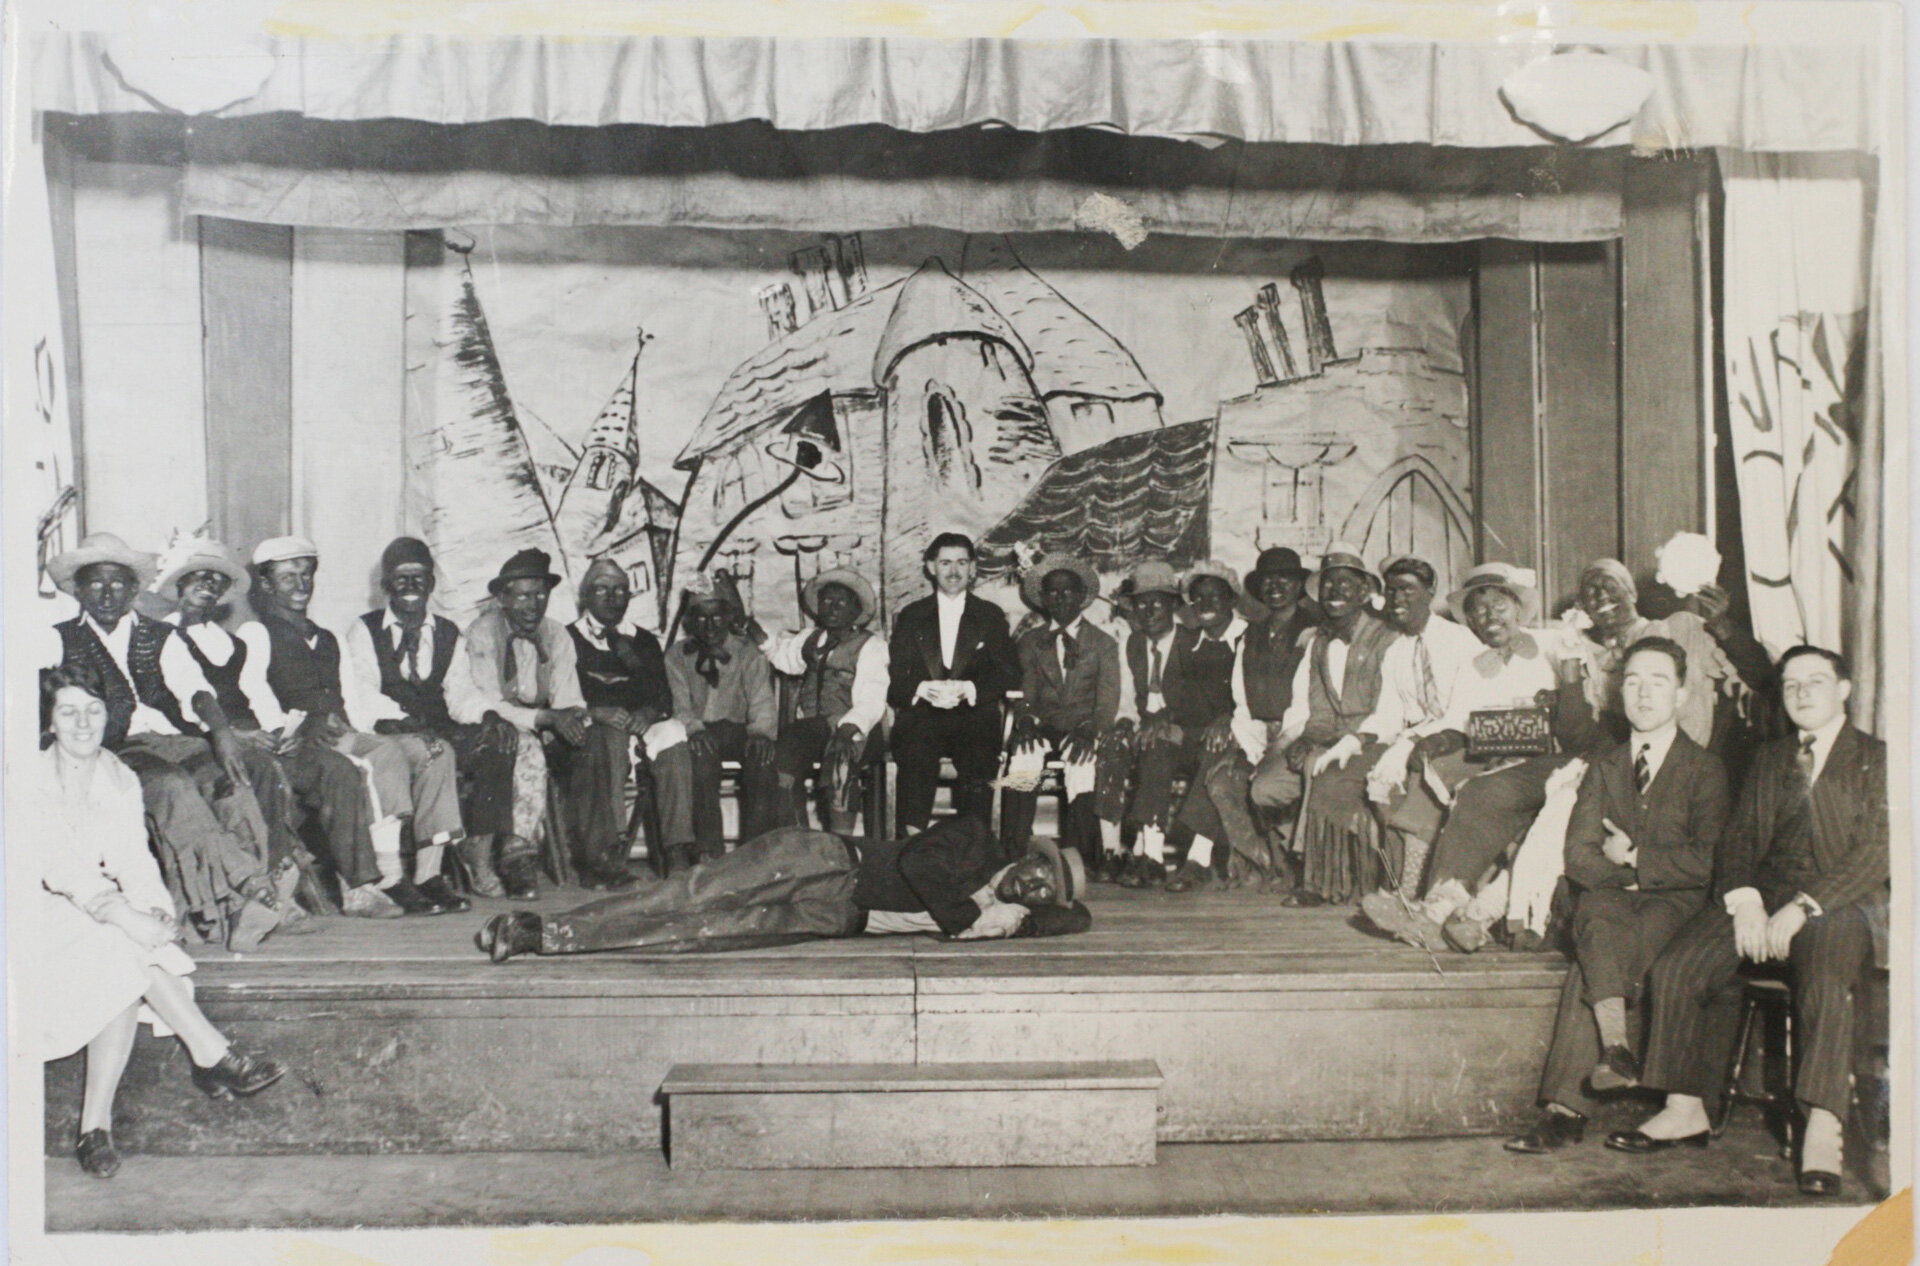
[488,548,562,595]
[1111,559,1183,612]
[137,530,250,616]
[1020,553,1102,612]
[47,533,157,596]
[1024,836,1086,907]
[1448,562,1542,625]
[802,568,877,626]
[1181,558,1241,600]
[1311,542,1381,599]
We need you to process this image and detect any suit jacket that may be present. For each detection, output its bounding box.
[853,815,1090,939]
[1714,724,1889,914]
[886,592,1018,714]
[1565,731,1731,894]
[1015,619,1121,734]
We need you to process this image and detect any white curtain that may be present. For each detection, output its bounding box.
[1718,152,1875,676]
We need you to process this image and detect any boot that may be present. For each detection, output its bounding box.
[475,911,544,963]
[495,834,541,901]
[454,834,506,899]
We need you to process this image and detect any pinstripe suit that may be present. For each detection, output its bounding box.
[1640,724,1888,1117]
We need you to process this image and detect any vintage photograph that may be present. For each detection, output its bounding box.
[1,3,1904,1260]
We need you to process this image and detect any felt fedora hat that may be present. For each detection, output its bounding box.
[1244,546,1312,593]
[488,548,562,595]
[803,568,877,626]
[1020,553,1102,612]
[48,533,158,596]
[1447,562,1541,625]
[1025,835,1085,907]
[1311,542,1381,598]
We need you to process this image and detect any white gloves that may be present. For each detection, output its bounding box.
[956,901,1029,940]
[1312,733,1364,777]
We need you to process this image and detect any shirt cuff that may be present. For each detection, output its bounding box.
[1722,887,1764,915]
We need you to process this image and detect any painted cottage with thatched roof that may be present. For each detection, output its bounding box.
[669,241,1165,630]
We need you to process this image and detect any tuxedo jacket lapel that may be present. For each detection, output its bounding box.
[950,598,985,679]
[914,606,945,681]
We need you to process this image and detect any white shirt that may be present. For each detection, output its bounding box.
[1118,628,1180,724]
[1278,621,1361,739]
[761,626,891,738]
[1629,721,1680,788]
[1433,634,1560,734]
[87,615,215,737]
[164,614,283,730]
[1049,616,1087,677]
[340,608,491,732]
[935,590,968,671]
[1360,615,1485,742]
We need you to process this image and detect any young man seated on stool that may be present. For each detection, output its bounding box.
[1607,646,1886,1199]
[665,576,780,871]
[745,568,889,835]
[1092,561,1182,883]
[1504,636,1730,1154]
[567,558,696,883]
[1002,554,1121,874]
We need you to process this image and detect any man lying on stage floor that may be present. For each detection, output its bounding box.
[473,815,1091,961]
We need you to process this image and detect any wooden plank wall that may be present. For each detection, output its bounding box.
[1471,154,1709,611]
[200,218,294,552]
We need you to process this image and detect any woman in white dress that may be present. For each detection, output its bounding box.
[34,664,288,1178]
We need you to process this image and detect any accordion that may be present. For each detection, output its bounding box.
[1466,705,1555,759]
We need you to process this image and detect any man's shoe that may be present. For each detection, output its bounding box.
[1093,854,1127,884]
[76,1129,120,1178]
[1164,860,1210,894]
[495,850,541,902]
[1504,1108,1586,1154]
[1604,1129,1710,1153]
[454,834,506,899]
[1442,912,1493,953]
[1360,890,1446,949]
[191,1049,288,1100]
[415,876,472,914]
[226,895,284,952]
[475,912,543,963]
[1588,1044,1642,1093]
[1798,1169,1843,1198]
[341,883,406,919]
[381,877,443,916]
[1115,856,1149,889]
[595,863,640,890]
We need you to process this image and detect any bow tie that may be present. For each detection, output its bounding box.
[689,640,732,687]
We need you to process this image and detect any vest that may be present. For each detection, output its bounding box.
[1302,612,1399,745]
[174,623,260,731]
[55,616,201,749]
[361,610,458,730]
[568,623,670,713]
[792,629,873,724]
[1124,633,1160,718]
[1165,627,1237,730]
[258,612,346,716]
[1242,607,1314,722]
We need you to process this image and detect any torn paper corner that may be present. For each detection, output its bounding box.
[1074,192,1149,250]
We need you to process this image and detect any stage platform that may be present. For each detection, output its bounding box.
[45,883,1568,1157]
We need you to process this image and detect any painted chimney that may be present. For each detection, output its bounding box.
[790,246,835,316]
[1255,283,1300,381]
[758,283,799,339]
[1291,258,1337,374]
[1234,306,1281,387]
[831,233,869,300]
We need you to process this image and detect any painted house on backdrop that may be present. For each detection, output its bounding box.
[669,236,1165,631]
[977,259,1473,604]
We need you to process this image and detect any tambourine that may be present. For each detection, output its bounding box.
[1465,705,1554,758]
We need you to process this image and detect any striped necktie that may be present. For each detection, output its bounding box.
[1796,734,1818,787]
[1634,744,1651,795]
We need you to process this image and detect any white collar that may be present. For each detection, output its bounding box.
[1631,722,1680,770]
[936,590,969,610]
[1800,714,1847,752]
[1052,616,1085,638]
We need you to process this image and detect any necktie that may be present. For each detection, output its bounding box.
[1796,734,1818,786]
[1634,745,1651,795]
[1056,627,1078,676]
[1147,641,1164,694]
[506,632,545,705]
[691,640,732,688]
[396,621,424,684]
[1413,636,1441,720]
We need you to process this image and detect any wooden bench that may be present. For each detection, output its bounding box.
[660,1059,1163,1170]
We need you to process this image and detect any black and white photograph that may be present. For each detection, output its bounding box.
[1,3,1907,1262]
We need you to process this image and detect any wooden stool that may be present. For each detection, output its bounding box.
[1712,976,1796,1154]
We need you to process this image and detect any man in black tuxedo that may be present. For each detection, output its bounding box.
[1608,646,1887,1198]
[1505,637,1730,1154]
[887,533,1019,836]
[474,815,1091,959]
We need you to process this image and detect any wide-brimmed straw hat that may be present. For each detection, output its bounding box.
[47,533,157,596]
[1111,559,1183,612]
[1447,562,1541,625]
[803,568,877,625]
[1020,554,1102,612]
[138,532,250,615]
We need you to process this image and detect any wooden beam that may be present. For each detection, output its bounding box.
[1538,241,1620,606]
[1471,241,1539,572]
[200,218,294,552]
[42,119,87,534]
[1620,154,1712,581]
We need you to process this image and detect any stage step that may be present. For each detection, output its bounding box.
[660,1060,1163,1170]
